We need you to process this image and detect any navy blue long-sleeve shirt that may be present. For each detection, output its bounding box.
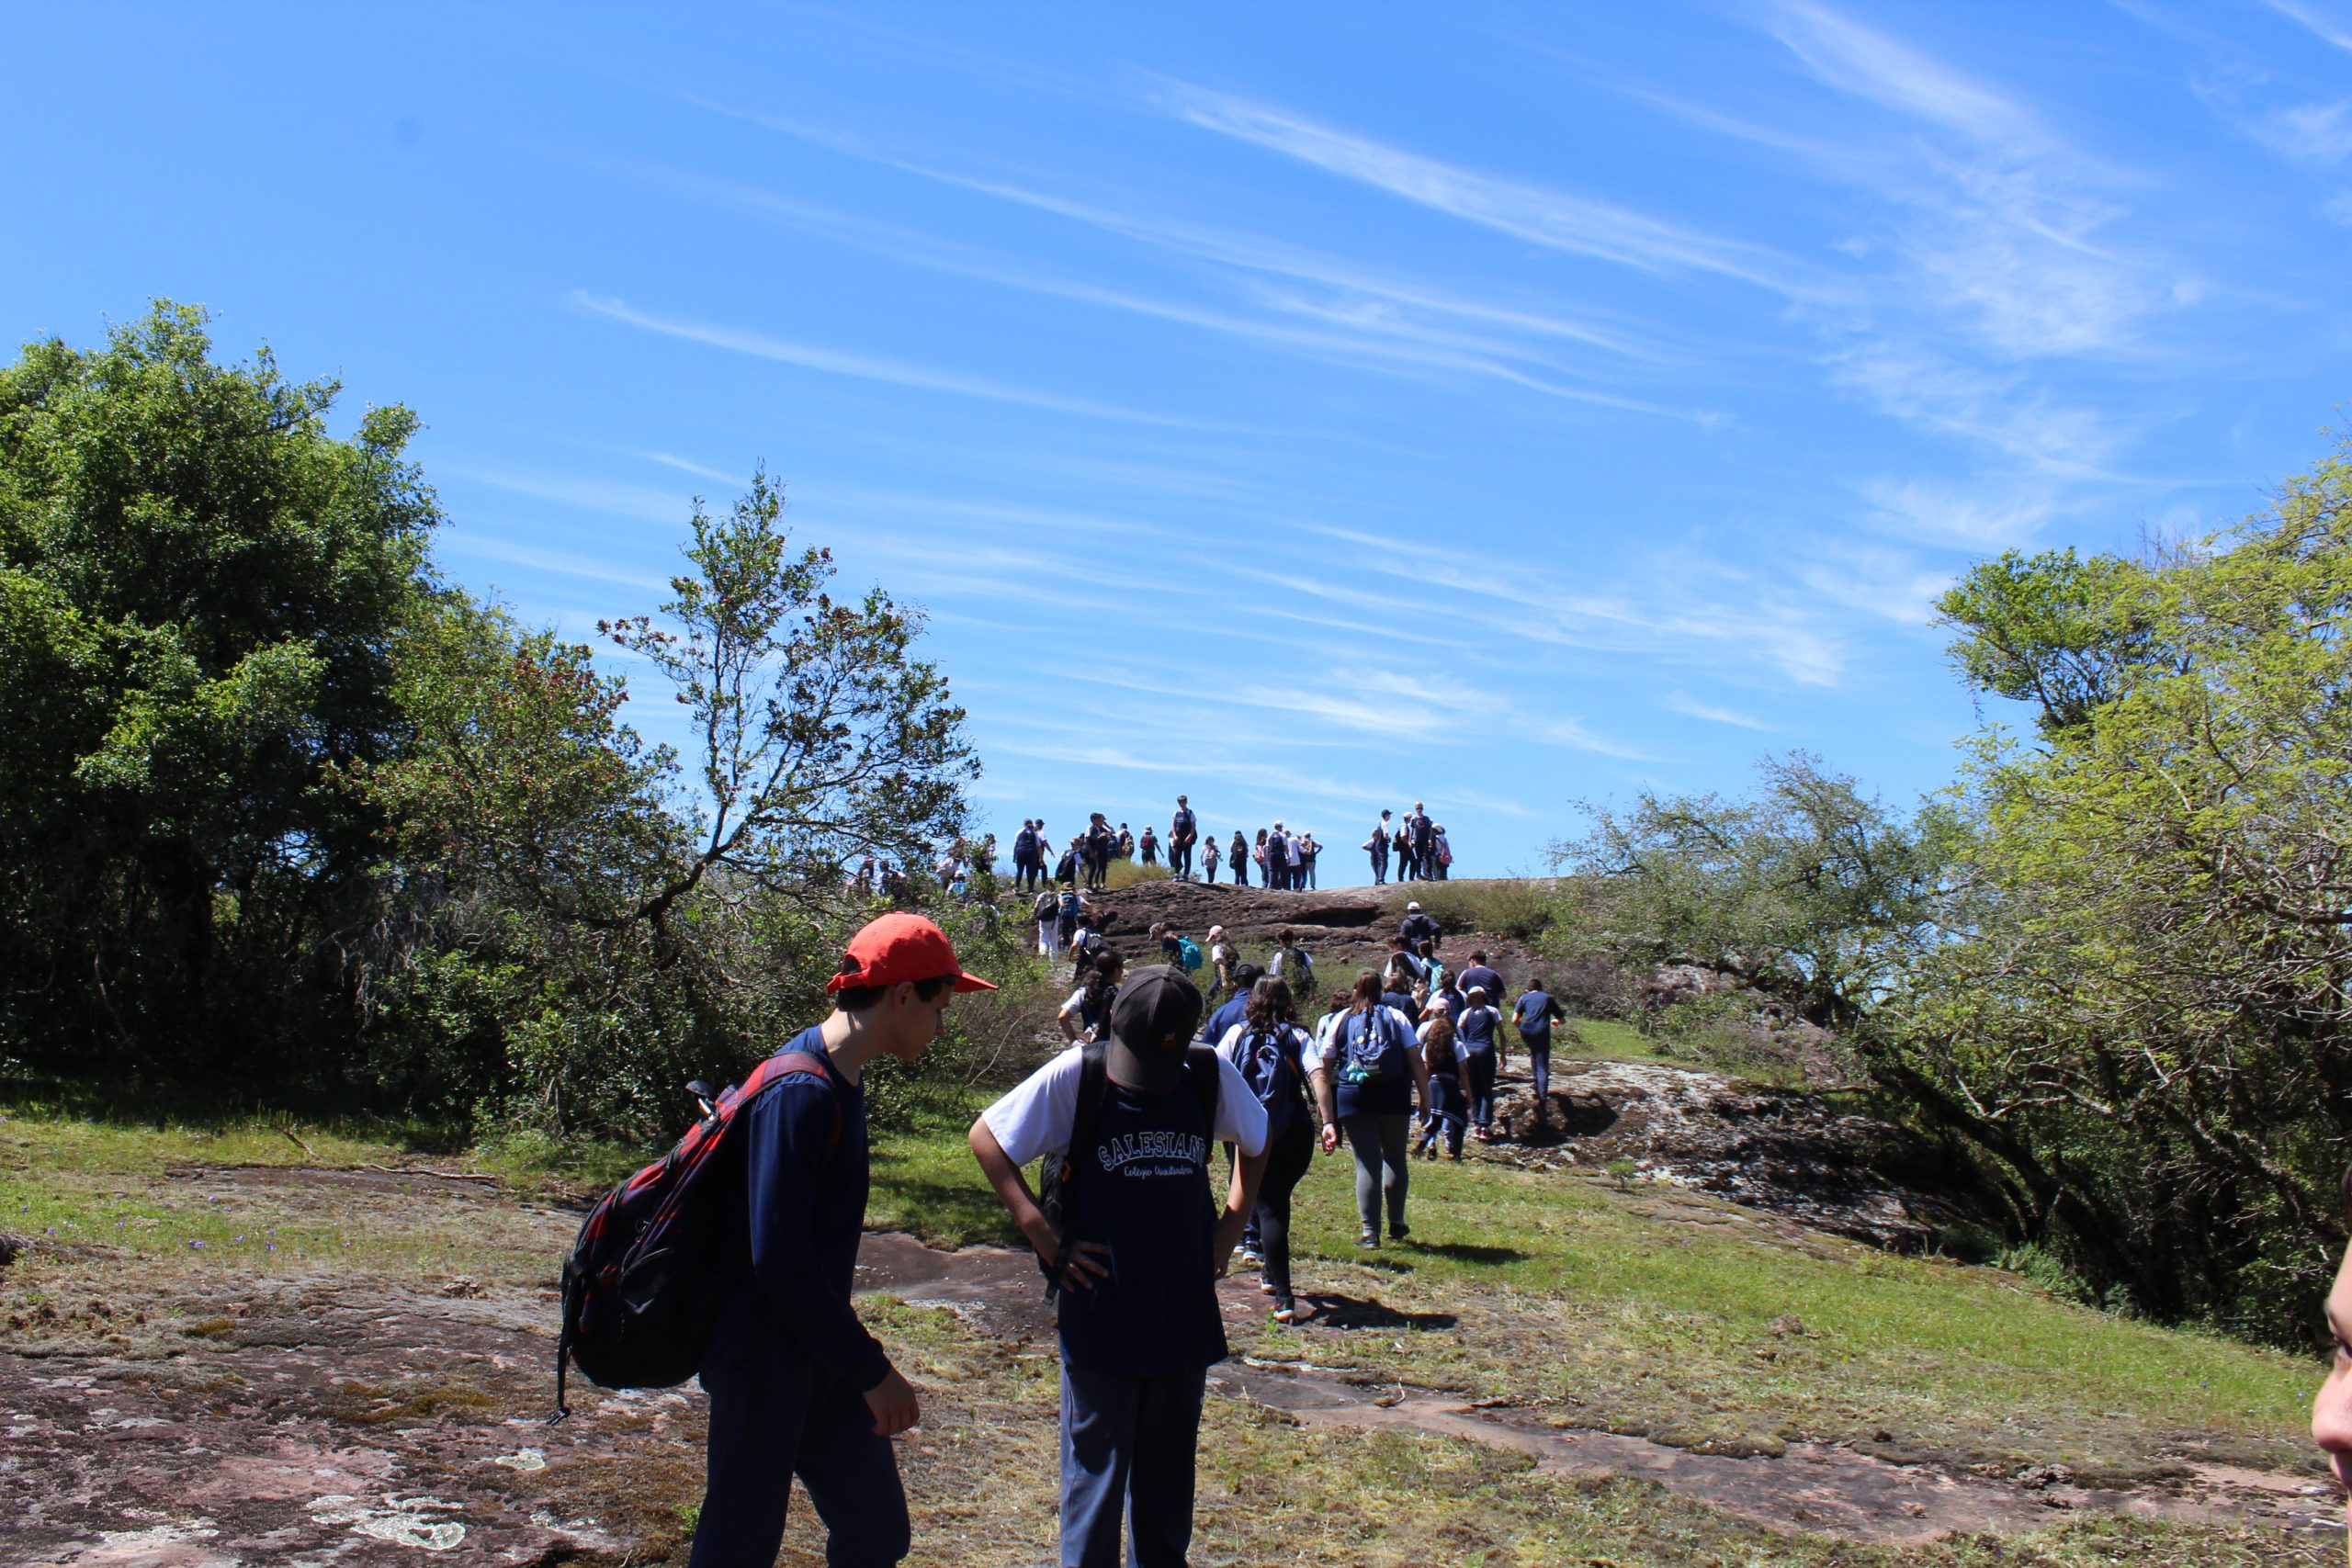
[735,1025,891,1392]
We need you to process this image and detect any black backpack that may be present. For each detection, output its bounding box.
[553,1052,839,1422]
[1035,1042,1220,1297]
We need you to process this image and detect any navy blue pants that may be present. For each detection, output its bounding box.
[1058,1353,1207,1568]
[1464,1048,1498,1131]
[1527,1042,1552,1108]
[689,1301,909,1568]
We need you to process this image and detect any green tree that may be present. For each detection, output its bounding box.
[1935,547,2167,736]
[364,474,978,1138]
[0,302,435,1086]
[1549,753,1952,1029]
[1871,432,2352,1338]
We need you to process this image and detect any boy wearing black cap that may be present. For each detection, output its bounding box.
[692,912,995,1568]
[968,965,1269,1568]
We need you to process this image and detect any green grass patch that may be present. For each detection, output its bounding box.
[864,1106,2323,1483]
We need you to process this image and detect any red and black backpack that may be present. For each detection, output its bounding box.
[551,1050,838,1422]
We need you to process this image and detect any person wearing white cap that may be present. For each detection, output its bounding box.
[1207,925,1237,1001]
[1399,900,1439,949]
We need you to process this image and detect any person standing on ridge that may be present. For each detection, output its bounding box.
[1229,829,1250,888]
[689,912,994,1568]
[1169,795,1197,881]
[1012,819,1040,894]
[1202,832,1222,886]
[1365,810,1392,886]
[1431,822,1453,880]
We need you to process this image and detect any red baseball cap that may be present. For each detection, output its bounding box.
[825,912,997,994]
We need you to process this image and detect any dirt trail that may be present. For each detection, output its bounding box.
[854,1232,2340,1546]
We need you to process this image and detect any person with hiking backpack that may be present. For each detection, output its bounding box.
[1456,986,1504,1140]
[1414,1004,1474,1160]
[1139,825,1159,867]
[967,966,1270,1568]
[1314,970,1430,1248]
[1169,795,1197,880]
[1059,952,1125,1043]
[1431,822,1453,879]
[1214,976,1326,1324]
[1270,930,1314,1004]
[1012,819,1039,893]
[565,912,997,1568]
[1033,887,1061,961]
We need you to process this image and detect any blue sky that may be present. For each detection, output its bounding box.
[8,4,2351,880]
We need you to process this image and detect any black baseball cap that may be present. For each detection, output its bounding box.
[1106,964,1203,1094]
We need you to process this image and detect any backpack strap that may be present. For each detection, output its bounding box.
[736,1049,842,1162]
[1044,1043,1112,1296]
[1185,1043,1222,1142]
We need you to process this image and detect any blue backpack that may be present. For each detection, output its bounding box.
[1175,935,1204,972]
[1234,1026,1308,1139]
[1339,1007,1410,1086]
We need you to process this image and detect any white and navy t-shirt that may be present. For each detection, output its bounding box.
[984,1047,1268,1376]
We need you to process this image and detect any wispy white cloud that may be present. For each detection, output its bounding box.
[569,291,1204,427]
[624,448,743,486]
[442,463,693,526]
[1769,4,2182,362]
[1664,693,1774,730]
[435,531,673,593]
[1770,2,2046,149]
[2261,0,2352,51]
[2246,99,2352,164]
[1152,80,1807,295]
[607,141,1707,418]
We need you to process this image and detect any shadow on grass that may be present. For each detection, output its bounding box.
[1404,1241,1529,1266]
[1306,1292,1460,1331]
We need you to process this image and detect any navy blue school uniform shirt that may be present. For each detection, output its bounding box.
[981,1048,1267,1378]
[1196,990,1250,1045]
[1457,1003,1501,1055]
[1515,989,1561,1043]
[1457,964,1503,1004]
[734,1025,890,1391]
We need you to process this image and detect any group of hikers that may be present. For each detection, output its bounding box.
[637,900,1562,1567]
[1006,795,1459,894]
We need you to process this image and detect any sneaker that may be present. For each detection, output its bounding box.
[1239,1248,1263,1267]
[1272,1299,1297,1324]
[1389,1223,1411,1243]
[1259,1278,1278,1295]
[1355,1229,1380,1249]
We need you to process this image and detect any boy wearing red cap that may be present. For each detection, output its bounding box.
[690,912,994,1568]
[968,964,1269,1568]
